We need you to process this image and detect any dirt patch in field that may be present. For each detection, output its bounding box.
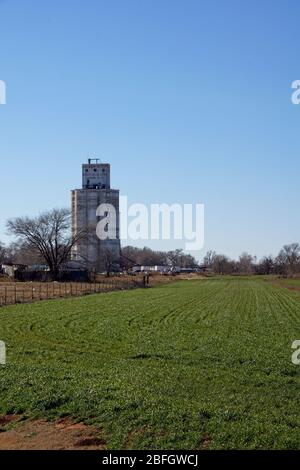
[0,415,20,427]
[0,416,106,450]
[197,433,213,449]
[269,280,300,293]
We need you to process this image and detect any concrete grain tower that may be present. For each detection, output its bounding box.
[71,159,120,272]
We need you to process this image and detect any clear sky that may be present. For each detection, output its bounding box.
[0,0,299,261]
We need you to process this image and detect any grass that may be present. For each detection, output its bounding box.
[0,277,300,449]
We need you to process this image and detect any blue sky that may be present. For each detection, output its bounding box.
[0,0,299,260]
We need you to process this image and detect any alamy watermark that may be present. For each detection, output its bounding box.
[292,340,300,365]
[96,196,204,252]
[290,80,300,104]
[0,80,6,105]
[0,341,6,365]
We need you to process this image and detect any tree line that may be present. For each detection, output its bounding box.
[202,244,300,276]
[120,246,198,270]
[117,244,300,276]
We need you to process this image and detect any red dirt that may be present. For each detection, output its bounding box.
[0,415,19,427]
[0,416,106,450]
[198,433,213,449]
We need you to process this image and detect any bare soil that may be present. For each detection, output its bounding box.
[0,416,106,450]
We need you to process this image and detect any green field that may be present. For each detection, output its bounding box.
[0,277,300,449]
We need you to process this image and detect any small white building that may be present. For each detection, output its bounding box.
[132,265,180,274]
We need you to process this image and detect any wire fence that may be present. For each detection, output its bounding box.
[0,277,146,307]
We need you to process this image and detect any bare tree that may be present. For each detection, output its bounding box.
[255,256,274,275]
[238,252,255,275]
[5,241,42,265]
[165,249,181,271]
[7,208,86,280]
[203,250,217,268]
[166,249,197,269]
[103,248,119,277]
[212,254,232,275]
[202,251,235,274]
[276,243,300,276]
[135,247,167,266]
[0,241,7,264]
